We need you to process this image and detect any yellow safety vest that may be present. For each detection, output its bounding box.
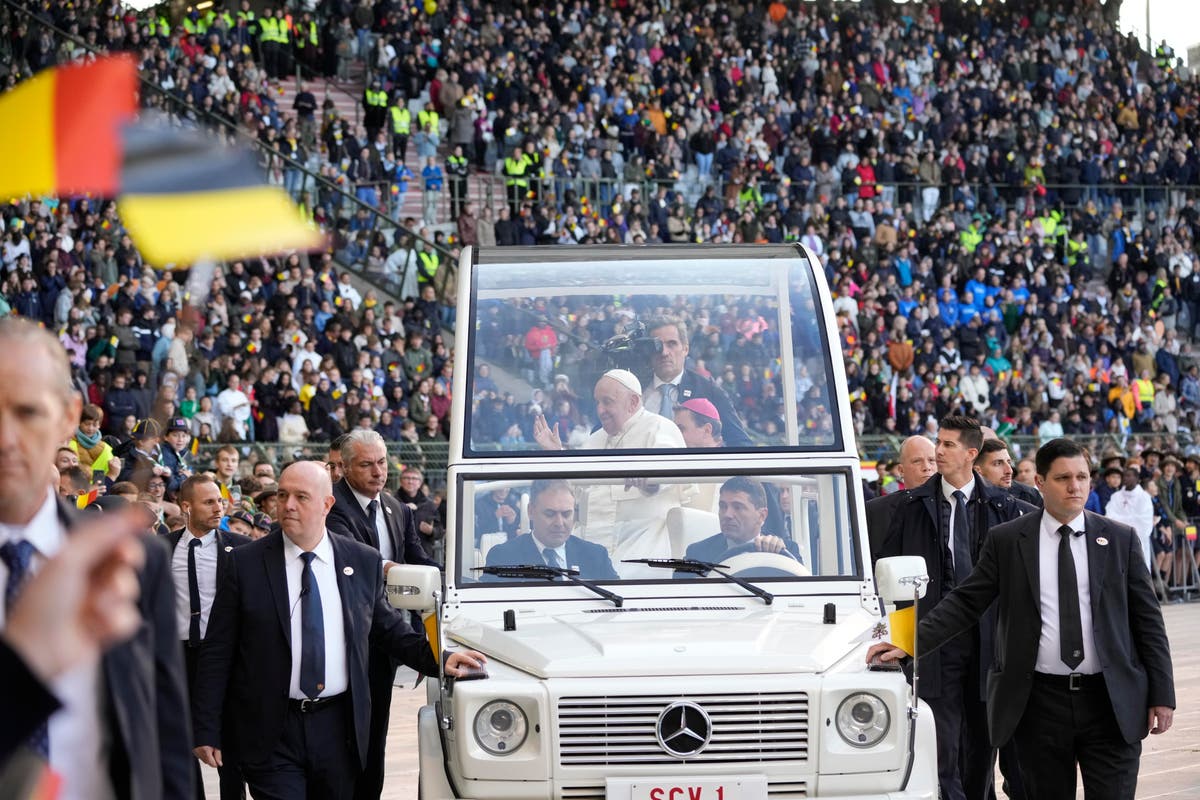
[258,17,277,42]
[417,109,440,132]
[504,156,528,186]
[418,251,439,281]
[1133,378,1155,405]
[365,90,388,108]
[390,106,411,134]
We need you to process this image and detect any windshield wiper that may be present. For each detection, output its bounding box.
[474,564,624,607]
[624,558,774,605]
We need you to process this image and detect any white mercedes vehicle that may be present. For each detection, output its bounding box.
[388,244,936,800]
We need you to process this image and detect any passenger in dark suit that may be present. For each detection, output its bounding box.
[681,477,801,571]
[324,431,435,800]
[192,461,485,799]
[641,316,751,447]
[484,479,619,580]
[166,475,252,800]
[871,438,1175,800]
[865,435,937,562]
[875,416,1034,800]
[0,318,192,799]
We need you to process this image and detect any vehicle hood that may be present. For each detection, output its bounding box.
[445,604,881,678]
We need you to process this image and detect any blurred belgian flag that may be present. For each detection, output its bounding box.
[0,56,322,265]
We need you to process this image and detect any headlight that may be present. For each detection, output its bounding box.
[473,700,528,756]
[835,693,890,748]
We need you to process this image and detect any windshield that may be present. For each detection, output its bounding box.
[455,471,861,588]
[464,247,841,456]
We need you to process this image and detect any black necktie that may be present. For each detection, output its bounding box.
[543,548,562,569]
[299,552,325,699]
[1,540,49,758]
[366,499,380,548]
[188,538,202,646]
[952,490,972,583]
[1058,525,1085,670]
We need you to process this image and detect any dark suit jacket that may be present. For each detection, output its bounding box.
[876,474,1035,699]
[684,532,802,564]
[192,530,440,767]
[865,489,911,563]
[484,534,619,580]
[644,369,752,447]
[0,640,60,764]
[55,501,194,799]
[161,528,253,615]
[1008,481,1044,509]
[918,511,1175,746]
[327,479,436,567]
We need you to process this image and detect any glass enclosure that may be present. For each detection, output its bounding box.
[464,248,841,456]
[456,472,861,586]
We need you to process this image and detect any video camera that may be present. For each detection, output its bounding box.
[600,321,662,371]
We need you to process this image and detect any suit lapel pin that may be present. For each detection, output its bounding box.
[682,389,692,398]
[384,506,392,514]
[1096,537,1109,546]
[343,566,355,576]
[224,545,233,552]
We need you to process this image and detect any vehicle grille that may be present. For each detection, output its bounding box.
[558,692,809,766]
[559,780,807,799]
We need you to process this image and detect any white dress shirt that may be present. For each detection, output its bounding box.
[941,475,976,573]
[351,486,394,563]
[284,531,348,699]
[0,489,111,800]
[172,529,218,641]
[1034,512,1100,675]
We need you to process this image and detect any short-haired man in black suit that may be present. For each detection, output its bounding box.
[683,476,800,565]
[484,479,619,580]
[871,438,1175,799]
[168,474,252,800]
[642,315,752,447]
[192,461,485,798]
[325,430,436,800]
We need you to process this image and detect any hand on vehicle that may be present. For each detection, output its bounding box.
[445,650,488,677]
[865,642,908,664]
[753,535,787,554]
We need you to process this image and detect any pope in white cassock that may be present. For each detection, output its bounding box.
[534,369,693,578]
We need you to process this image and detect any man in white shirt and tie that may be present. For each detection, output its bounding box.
[483,479,619,580]
[325,430,435,800]
[167,475,251,800]
[0,317,192,799]
[192,461,484,798]
[870,437,1175,800]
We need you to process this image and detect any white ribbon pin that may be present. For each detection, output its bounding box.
[224,546,233,553]
[1095,537,1108,546]
[343,566,355,576]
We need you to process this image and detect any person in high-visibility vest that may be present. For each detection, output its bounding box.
[363,79,389,143]
[446,145,469,220]
[417,246,440,286]
[417,104,440,138]
[258,8,279,78]
[1066,230,1089,278]
[389,98,412,164]
[1133,371,1156,423]
[293,12,319,72]
[503,146,529,215]
[275,10,292,75]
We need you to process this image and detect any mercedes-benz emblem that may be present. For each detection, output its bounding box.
[655,701,712,758]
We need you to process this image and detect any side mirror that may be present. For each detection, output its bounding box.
[386,564,441,613]
[874,556,929,605]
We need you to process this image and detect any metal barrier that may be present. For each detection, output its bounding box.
[1166,520,1200,602]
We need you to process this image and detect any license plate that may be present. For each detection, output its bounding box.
[608,776,767,800]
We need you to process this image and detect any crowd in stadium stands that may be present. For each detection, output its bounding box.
[1,0,1200,487]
